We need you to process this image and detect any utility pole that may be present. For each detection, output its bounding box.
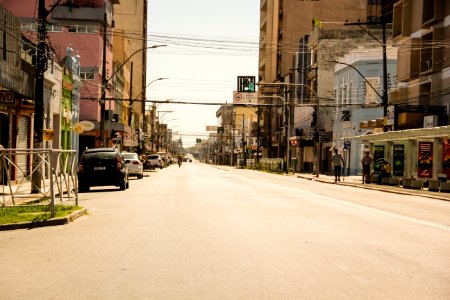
[31,0,63,192]
[127,62,134,126]
[256,106,261,165]
[345,18,389,118]
[99,12,107,147]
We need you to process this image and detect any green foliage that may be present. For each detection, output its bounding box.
[0,205,82,224]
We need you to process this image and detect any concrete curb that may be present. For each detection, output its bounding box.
[297,175,450,202]
[0,208,88,231]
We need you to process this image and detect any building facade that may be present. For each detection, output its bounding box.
[352,0,450,181]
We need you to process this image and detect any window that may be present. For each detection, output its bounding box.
[80,72,95,80]
[67,25,97,34]
[21,23,37,32]
[365,78,380,104]
[46,24,63,32]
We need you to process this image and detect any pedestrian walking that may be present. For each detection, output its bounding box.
[361,151,373,184]
[332,149,345,182]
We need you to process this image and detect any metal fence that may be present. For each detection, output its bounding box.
[0,148,78,217]
[245,158,285,172]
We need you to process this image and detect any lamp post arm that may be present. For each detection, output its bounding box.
[106,45,167,84]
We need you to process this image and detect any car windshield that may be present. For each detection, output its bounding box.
[122,153,137,160]
[148,155,159,159]
[82,152,116,161]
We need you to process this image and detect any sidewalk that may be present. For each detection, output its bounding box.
[295,172,450,202]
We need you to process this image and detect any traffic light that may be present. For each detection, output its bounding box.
[237,76,255,93]
[196,138,201,144]
[217,126,224,133]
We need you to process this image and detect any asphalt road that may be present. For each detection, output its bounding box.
[1,162,449,299]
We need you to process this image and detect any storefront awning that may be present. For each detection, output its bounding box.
[344,125,450,142]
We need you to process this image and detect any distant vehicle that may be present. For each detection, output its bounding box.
[121,152,143,179]
[77,148,129,192]
[156,152,168,166]
[147,154,164,169]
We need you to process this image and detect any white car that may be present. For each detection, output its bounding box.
[147,154,164,169]
[121,152,143,179]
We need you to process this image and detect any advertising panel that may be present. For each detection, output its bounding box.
[418,142,433,178]
[373,145,385,173]
[393,144,405,176]
[443,139,450,179]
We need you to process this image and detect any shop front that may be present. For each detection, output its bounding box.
[349,126,450,181]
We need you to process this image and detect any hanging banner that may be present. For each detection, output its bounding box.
[443,139,450,179]
[418,141,433,178]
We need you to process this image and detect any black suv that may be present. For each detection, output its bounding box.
[77,148,129,192]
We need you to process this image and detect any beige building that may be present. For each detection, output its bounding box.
[113,0,148,152]
[351,0,450,183]
[392,0,449,114]
[258,0,368,84]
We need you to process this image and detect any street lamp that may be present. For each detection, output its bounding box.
[100,44,167,146]
[156,110,173,152]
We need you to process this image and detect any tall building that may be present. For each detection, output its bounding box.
[258,0,367,85]
[351,0,450,181]
[258,0,368,165]
[113,0,148,153]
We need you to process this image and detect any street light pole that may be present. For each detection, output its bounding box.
[99,44,166,146]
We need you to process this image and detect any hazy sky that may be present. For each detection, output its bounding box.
[146,0,260,148]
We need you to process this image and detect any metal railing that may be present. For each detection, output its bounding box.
[0,148,78,217]
[245,158,285,172]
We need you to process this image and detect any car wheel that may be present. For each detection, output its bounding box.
[79,184,89,192]
[126,180,130,189]
[137,174,143,179]
[119,181,126,190]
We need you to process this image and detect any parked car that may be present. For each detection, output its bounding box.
[78,148,129,192]
[140,154,156,170]
[147,154,164,169]
[121,152,143,179]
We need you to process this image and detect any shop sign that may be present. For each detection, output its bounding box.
[386,105,395,126]
[20,99,35,115]
[123,132,138,147]
[0,91,14,103]
[0,91,16,113]
[418,141,433,178]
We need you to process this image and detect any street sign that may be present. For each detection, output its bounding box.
[233,91,257,104]
[123,132,138,147]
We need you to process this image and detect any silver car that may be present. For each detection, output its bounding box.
[122,152,143,179]
[147,154,164,169]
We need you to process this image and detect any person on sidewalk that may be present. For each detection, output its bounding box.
[377,160,392,184]
[361,151,373,184]
[332,148,345,182]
